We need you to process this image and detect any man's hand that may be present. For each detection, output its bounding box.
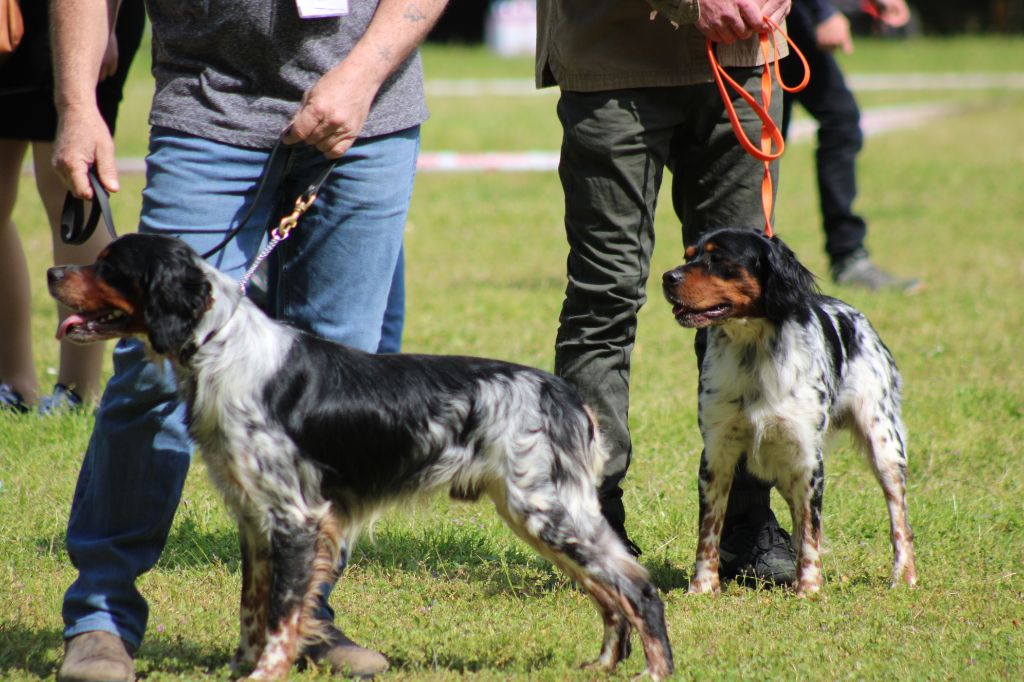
[284,61,378,160]
[696,0,791,43]
[52,105,119,200]
[816,11,853,53]
[872,0,911,28]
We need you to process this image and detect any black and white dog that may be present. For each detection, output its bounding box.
[48,233,673,680]
[662,228,917,597]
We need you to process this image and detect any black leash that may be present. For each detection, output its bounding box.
[59,135,338,283]
[60,168,118,245]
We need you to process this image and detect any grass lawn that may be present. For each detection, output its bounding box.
[1,36,1023,680]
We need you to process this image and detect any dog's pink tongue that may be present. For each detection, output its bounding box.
[57,314,85,340]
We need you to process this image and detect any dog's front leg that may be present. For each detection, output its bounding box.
[688,447,737,595]
[779,451,825,597]
[246,523,318,680]
[232,519,270,675]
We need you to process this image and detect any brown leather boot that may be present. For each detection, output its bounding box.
[58,631,134,682]
[302,625,389,678]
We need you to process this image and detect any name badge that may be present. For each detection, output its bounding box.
[296,0,349,18]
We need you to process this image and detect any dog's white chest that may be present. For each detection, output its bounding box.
[701,335,826,480]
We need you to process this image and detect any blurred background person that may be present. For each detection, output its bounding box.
[0,0,145,413]
[780,0,920,292]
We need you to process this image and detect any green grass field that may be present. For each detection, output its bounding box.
[2,36,1023,680]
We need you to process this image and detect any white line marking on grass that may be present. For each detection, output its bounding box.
[25,101,976,176]
[415,101,967,172]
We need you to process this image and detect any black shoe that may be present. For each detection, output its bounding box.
[719,509,796,586]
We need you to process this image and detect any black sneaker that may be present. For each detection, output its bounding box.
[0,383,29,414]
[719,509,797,586]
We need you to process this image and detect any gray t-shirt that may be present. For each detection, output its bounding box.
[146,0,429,149]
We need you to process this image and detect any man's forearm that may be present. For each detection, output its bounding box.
[51,0,119,111]
[342,0,448,88]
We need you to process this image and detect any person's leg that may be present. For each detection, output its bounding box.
[780,30,867,263]
[669,73,796,584]
[668,72,781,244]
[61,130,284,660]
[264,130,417,674]
[554,89,680,554]
[31,142,110,409]
[269,129,418,353]
[0,139,38,408]
[376,244,405,354]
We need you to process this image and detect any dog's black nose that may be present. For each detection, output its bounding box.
[47,267,66,286]
[663,269,683,287]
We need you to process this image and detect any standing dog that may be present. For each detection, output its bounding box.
[48,233,673,680]
[661,228,916,597]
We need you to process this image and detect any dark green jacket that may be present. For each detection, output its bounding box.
[536,0,787,91]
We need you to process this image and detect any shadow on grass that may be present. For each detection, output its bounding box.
[42,517,688,599]
[0,626,64,679]
[646,557,693,594]
[0,625,234,680]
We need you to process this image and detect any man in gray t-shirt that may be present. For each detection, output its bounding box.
[51,2,448,680]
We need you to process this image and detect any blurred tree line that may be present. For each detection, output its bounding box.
[842,0,1024,34]
[429,1,1024,44]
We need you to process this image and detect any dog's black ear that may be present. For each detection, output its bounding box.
[762,235,819,322]
[142,247,212,355]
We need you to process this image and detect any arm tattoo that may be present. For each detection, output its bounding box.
[404,3,427,23]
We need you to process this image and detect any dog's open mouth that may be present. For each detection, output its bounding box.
[671,303,732,328]
[57,309,130,343]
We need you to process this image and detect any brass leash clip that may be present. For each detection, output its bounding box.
[272,192,318,241]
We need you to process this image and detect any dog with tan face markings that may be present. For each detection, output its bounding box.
[662,228,916,597]
[49,233,674,680]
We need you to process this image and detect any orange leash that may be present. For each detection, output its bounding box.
[706,17,809,238]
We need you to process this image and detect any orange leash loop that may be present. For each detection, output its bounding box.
[706,17,809,238]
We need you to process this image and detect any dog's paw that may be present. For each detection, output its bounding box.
[686,575,721,595]
[795,581,823,599]
[581,658,618,673]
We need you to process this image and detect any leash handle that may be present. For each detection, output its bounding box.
[706,17,809,238]
[60,167,118,245]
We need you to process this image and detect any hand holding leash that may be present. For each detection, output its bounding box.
[60,167,118,245]
[705,16,809,237]
[52,106,119,201]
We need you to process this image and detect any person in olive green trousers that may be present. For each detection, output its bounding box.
[536,0,800,583]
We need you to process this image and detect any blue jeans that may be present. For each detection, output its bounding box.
[62,126,419,649]
[378,245,405,354]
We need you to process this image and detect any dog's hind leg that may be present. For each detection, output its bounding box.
[295,513,348,658]
[489,486,673,680]
[852,406,917,587]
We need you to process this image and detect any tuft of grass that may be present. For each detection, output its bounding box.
[2,39,1023,680]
